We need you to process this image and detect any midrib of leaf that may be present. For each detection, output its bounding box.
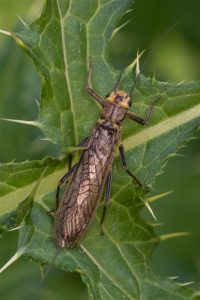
[123,102,200,150]
[81,214,144,299]
[82,231,192,300]
[56,0,78,143]
[1,101,200,216]
[81,244,136,300]
[0,168,65,216]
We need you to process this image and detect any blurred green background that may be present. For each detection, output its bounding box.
[0,0,200,299]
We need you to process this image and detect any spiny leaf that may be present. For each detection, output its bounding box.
[0,166,46,234]
[0,156,62,219]
[1,0,200,299]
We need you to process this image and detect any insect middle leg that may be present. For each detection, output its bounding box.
[100,171,112,227]
[48,163,77,215]
[54,163,77,211]
[48,163,77,214]
[68,136,89,169]
[119,144,143,188]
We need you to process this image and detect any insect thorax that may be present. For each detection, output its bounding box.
[102,101,127,124]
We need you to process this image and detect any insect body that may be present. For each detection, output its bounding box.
[54,62,159,248]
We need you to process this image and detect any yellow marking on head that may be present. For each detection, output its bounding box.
[106,91,116,103]
[118,101,129,109]
[106,90,131,108]
[116,90,130,109]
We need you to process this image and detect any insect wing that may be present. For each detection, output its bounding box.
[54,125,118,248]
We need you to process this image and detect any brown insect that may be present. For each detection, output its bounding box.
[53,60,159,248]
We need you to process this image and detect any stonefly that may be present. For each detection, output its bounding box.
[53,60,159,248]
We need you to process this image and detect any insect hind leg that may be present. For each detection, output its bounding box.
[48,163,78,216]
[100,171,112,233]
[119,144,144,188]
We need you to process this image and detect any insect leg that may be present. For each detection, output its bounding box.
[77,136,89,147]
[100,171,112,226]
[127,97,160,125]
[85,59,105,106]
[55,163,77,209]
[119,144,143,187]
[68,136,89,169]
[49,164,77,216]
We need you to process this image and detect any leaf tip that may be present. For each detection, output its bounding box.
[136,50,140,76]
[0,29,12,37]
[0,118,40,128]
[177,281,194,287]
[0,248,25,274]
[143,200,157,221]
[110,19,132,41]
[147,190,174,203]
[17,15,29,28]
[158,231,190,242]
[126,50,145,74]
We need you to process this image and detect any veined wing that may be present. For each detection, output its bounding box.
[54,124,120,248]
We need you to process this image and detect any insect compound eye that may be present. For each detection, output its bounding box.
[106,93,110,98]
[115,95,122,103]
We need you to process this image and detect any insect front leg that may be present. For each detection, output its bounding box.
[127,97,161,125]
[100,171,112,228]
[85,58,105,106]
[119,144,143,188]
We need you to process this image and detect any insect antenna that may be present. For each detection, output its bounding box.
[113,68,125,92]
[113,49,132,92]
[128,22,178,98]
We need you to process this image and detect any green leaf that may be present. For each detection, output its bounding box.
[1,0,200,299]
[0,156,64,219]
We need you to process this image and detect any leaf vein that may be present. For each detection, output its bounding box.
[56,0,78,143]
[81,245,134,300]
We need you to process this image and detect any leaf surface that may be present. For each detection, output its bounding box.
[1,0,200,299]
